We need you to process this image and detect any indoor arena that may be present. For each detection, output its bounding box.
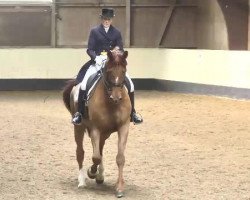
[0,1,250,200]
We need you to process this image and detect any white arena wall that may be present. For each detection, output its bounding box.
[0,48,250,99]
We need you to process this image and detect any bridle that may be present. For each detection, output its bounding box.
[103,77,125,92]
[99,50,127,94]
[100,62,125,93]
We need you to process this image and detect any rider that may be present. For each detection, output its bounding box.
[72,8,143,125]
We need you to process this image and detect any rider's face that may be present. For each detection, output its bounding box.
[102,18,112,28]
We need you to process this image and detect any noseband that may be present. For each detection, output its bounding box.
[103,77,125,92]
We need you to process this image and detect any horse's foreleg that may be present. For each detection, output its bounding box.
[96,138,105,184]
[88,129,102,179]
[116,123,129,198]
[74,125,86,188]
[95,158,104,184]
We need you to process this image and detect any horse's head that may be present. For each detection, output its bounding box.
[103,50,128,103]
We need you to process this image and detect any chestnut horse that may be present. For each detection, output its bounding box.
[63,50,131,198]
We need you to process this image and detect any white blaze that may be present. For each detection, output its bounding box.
[115,77,119,85]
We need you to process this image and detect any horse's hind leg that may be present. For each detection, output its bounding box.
[74,125,86,188]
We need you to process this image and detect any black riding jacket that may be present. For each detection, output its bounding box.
[86,24,123,60]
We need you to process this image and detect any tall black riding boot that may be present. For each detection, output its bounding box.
[128,92,143,124]
[72,89,86,125]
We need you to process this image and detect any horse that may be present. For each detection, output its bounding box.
[63,50,131,198]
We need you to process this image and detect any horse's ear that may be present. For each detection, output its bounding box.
[107,50,113,61]
[123,51,128,59]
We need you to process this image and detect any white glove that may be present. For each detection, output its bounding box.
[95,56,103,66]
[111,46,120,53]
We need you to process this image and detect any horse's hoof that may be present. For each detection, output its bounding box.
[96,178,104,184]
[96,173,104,184]
[87,168,97,179]
[78,182,86,188]
[116,191,124,198]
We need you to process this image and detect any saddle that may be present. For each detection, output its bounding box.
[85,70,102,102]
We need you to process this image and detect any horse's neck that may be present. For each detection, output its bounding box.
[94,77,109,100]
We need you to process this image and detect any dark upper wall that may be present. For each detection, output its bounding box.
[0,0,249,50]
[196,0,249,50]
[218,0,248,50]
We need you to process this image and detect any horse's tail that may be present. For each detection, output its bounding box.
[63,79,76,112]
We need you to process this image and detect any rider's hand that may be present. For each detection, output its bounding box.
[95,56,103,66]
[111,46,120,53]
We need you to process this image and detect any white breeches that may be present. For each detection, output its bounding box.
[80,55,107,91]
[80,64,101,90]
[80,56,134,92]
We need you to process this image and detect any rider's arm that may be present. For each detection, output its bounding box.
[116,31,124,52]
[86,29,97,60]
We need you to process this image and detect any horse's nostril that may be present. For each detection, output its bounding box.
[109,95,113,99]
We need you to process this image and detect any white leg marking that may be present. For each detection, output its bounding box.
[78,168,87,188]
[115,77,119,85]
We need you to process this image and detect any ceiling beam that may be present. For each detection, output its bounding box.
[125,0,131,47]
[156,2,176,46]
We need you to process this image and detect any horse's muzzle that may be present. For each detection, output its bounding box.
[109,95,122,104]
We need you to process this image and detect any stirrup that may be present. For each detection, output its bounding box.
[132,112,143,125]
[72,112,83,125]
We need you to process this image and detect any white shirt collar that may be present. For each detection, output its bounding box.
[104,26,109,33]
